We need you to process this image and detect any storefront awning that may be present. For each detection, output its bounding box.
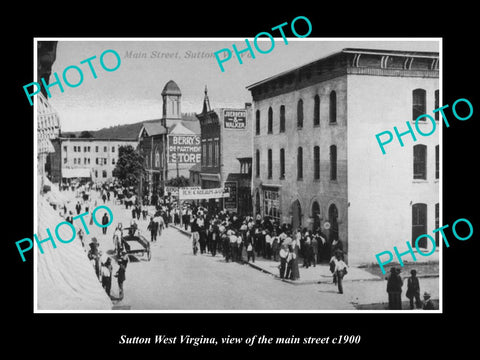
[261,183,282,189]
[62,168,91,178]
[200,172,221,182]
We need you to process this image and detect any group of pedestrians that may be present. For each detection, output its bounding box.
[59,181,129,302]
[386,267,435,310]
[154,204,348,286]
[85,237,128,301]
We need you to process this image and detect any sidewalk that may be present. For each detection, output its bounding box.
[245,257,380,284]
[170,223,392,284]
[170,224,440,309]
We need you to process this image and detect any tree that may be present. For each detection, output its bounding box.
[79,130,94,138]
[112,145,146,187]
[165,176,190,187]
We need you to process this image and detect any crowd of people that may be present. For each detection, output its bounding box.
[56,181,130,302]
[51,180,437,309]
[141,200,347,287]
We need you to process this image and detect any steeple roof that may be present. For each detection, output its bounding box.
[161,80,182,96]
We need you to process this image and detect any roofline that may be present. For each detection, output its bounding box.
[58,137,138,142]
[246,47,439,90]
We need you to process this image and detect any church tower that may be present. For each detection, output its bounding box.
[161,80,182,128]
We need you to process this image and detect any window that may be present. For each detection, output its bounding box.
[112,158,115,165]
[214,139,219,167]
[112,146,115,152]
[313,95,320,126]
[211,140,216,167]
[73,158,77,165]
[255,149,260,178]
[95,170,98,178]
[63,158,67,164]
[255,110,260,135]
[328,204,339,241]
[297,146,303,179]
[267,148,272,179]
[84,146,87,152]
[435,145,439,179]
[102,170,107,178]
[63,146,67,152]
[412,88,426,121]
[279,105,285,133]
[78,146,81,152]
[96,158,99,165]
[312,201,320,231]
[329,91,337,123]
[412,203,427,248]
[263,189,281,222]
[330,145,337,180]
[73,146,76,152]
[413,144,427,180]
[268,107,273,134]
[104,158,108,165]
[104,146,107,152]
[207,140,212,166]
[314,146,320,180]
[201,140,206,167]
[297,99,303,128]
[84,157,87,164]
[279,148,285,179]
[95,146,99,152]
[434,90,439,121]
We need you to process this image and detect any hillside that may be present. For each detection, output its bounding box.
[62,113,200,139]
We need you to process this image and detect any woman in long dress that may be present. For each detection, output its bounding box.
[291,237,300,280]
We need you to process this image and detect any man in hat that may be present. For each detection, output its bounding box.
[87,238,101,280]
[331,250,348,294]
[386,267,404,310]
[406,269,421,309]
[115,251,128,300]
[422,291,435,310]
[279,244,289,279]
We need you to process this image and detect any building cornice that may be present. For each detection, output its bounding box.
[247,48,439,102]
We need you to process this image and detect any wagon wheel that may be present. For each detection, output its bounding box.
[146,248,152,261]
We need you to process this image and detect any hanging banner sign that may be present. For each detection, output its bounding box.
[168,134,201,164]
[165,186,201,196]
[179,187,230,200]
[224,110,246,129]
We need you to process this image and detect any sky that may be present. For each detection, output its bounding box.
[44,38,440,132]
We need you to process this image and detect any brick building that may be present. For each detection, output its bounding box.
[246,47,440,265]
[137,80,200,198]
[49,137,138,185]
[195,87,253,214]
